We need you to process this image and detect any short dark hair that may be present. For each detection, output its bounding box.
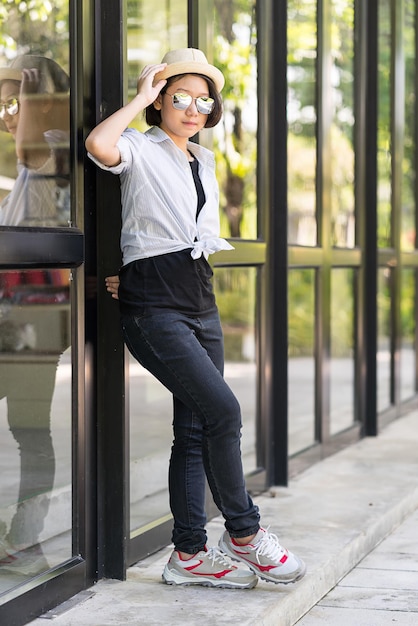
[145,74,223,129]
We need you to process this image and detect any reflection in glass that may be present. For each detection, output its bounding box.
[129,266,258,533]
[213,267,257,474]
[0,2,70,229]
[288,269,316,454]
[377,0,392,248]
[330,0,355,248]
[287,0,317,246]
[0,269,72,592]
[401,0,416,252]
[213,1,258,239]
[126,0,187,130]
[129,356,172,533]
[330,268,355,434]
[127,0,188,537]
[400,269,416,401]
[377,268,392,412]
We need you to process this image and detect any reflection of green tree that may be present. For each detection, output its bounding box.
[379,270,415,345]
[0,0,69,181]
[288,269,315,357]
[0,0,69,63]
[401,1,416,250]
[401,269,415,342]
[213,267,255,362]
[377,0,392,248]
[213,267,252,326]
[331,269,354,358]
[213,0,257,239]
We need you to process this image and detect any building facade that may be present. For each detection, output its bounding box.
[0,1,417,623]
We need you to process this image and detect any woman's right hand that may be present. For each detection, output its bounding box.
[135,63,167,105]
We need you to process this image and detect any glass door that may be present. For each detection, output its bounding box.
[0,2,89,623]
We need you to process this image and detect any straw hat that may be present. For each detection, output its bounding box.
[0,55,69,93]
[155,48,224,92]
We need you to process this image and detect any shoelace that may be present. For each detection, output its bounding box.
[205,546,235,568]
[254,528,287,564]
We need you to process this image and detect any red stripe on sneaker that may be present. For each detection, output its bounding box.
[185,560,204,571]
[184,561,234,578]
[214,569,234,578]
[230,552,276,572]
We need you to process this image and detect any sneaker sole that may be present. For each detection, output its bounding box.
[162,565,258,589]
[218,539,307,585]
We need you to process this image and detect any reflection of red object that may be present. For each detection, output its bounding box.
[0,269,69,288]
[0,269,70,302]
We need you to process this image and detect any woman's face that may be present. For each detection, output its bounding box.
[156,74,210,144]
[0,80,20,137]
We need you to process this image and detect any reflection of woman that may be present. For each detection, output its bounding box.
[87,48,306,588]
[0,55,70,571]
[0,54,70,226]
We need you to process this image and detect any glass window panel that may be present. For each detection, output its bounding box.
[400,268,416,401]
[377,268,392,412]
[0,3,70,229]
[213,1,258,239]
[213,267,257,474]
[129,266,258,534]
[126,0,187,131]
[129,356,172,533]
[377,0,392,248]
[401,0,416,252]
[330,0,355,248]
[126,0,188,536]
[0,269,72,591]
[330,268,355,434]
[288,269,316,455]
[287,0,317,246]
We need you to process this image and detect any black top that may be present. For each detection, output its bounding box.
[119,157,217,316]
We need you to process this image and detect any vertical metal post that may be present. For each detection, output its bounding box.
[258,0,289,486]
[93,0,129,580]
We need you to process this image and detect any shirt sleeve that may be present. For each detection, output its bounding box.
[87,132,134,174]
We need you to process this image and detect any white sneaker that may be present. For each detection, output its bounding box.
[219,527,306,584]
[162,545,258,588]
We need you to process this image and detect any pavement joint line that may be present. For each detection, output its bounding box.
[257,486,418,626]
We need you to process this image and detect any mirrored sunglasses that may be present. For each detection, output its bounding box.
[168,92,215,115]
[0,97,20,119]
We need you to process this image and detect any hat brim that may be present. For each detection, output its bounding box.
[0,67,22,83]
[155,61,225,92]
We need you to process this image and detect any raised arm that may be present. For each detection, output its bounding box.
[85,63,167,167]
[16,68,54,169]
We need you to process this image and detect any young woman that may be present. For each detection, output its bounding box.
[86,48,306,588]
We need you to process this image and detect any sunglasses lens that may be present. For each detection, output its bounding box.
[196,97,214,115]
[8,99,19,116]
[0,98,19,119]
[171,93,214,115]
[172,93,192,110]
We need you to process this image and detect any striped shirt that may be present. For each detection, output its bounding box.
[88,126,233,266]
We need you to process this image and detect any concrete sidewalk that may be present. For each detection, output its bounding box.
[30,411,418,626]
[297,507,418,625]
